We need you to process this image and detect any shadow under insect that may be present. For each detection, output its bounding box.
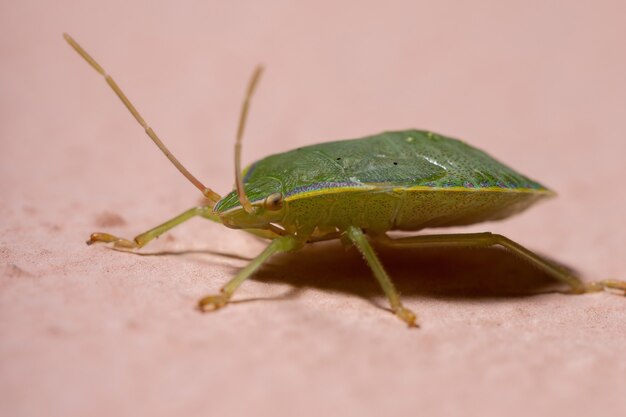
[250,239,571,301]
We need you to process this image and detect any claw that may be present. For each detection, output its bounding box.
[597,280,626,296]
[395,305,418,328]
[582,280,626,296]
[198,293,231,312]
[86,232,137,249]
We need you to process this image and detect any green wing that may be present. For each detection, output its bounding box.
[214,130,549,212]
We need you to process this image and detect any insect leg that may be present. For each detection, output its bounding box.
[345,226,417,327]
[87,206,214,249]
[198,235,302,311]
[377,232,626,295]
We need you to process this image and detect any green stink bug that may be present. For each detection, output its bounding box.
[65,34,626,327]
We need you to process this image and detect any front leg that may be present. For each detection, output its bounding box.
[87,206,213,249]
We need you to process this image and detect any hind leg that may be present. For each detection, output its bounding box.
[377,232,626,295]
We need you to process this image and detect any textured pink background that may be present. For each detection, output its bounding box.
[2,1,626,416]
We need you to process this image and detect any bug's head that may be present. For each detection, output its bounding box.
[213,177,286,230]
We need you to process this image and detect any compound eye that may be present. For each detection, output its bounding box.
[264,192,284,211]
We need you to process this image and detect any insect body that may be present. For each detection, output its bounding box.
[65,34,626,327]
[215,131,552,236]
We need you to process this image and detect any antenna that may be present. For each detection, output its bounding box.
[234,66,264,214]
[63,33,221,205]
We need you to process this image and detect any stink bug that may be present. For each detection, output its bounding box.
[65,34,626,327]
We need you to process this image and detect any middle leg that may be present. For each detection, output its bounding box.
[345,226,417,327]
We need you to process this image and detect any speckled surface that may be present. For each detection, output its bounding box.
[2,1,626,416]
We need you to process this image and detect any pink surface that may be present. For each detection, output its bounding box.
[2,1,626,416]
